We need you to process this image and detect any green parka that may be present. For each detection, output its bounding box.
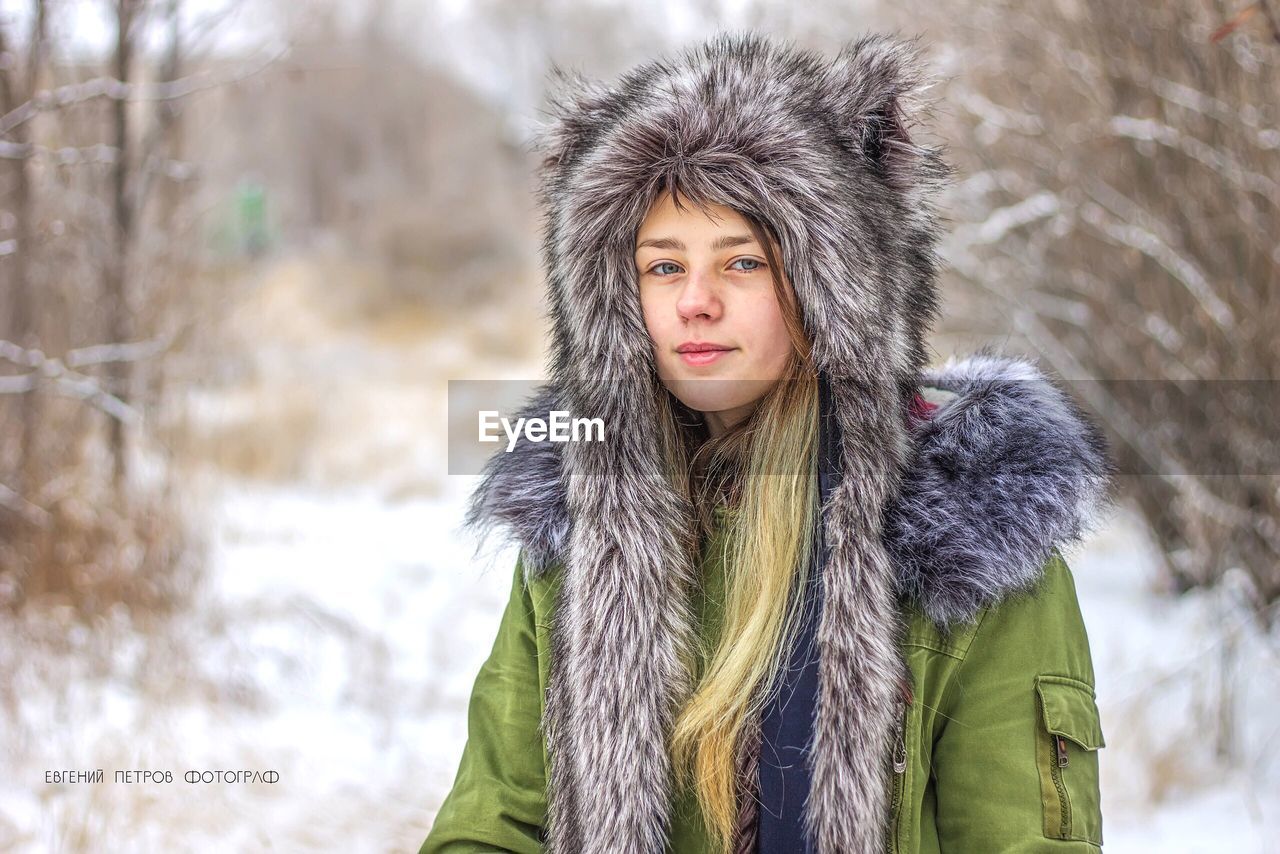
[419,29,1117,854]
[420,505,1106,854]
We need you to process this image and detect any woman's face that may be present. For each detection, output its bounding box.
[635,192,794,438]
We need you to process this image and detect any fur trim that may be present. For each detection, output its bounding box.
[464,383,568,581]
[884,348,1116,628]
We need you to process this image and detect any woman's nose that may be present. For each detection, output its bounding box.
[676,269,722,322]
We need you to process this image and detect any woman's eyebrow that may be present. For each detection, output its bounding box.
[636,234,757,251]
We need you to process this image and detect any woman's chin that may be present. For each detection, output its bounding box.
[665,377,773,416]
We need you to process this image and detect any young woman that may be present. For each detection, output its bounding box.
[421,31,1114,854]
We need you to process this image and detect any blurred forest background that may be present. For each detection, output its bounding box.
[0,0,1277,851]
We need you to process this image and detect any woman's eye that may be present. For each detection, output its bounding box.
[649,262,682,276]
[730,257,764,272]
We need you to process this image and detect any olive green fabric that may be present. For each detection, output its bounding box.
[420,512,1105,853]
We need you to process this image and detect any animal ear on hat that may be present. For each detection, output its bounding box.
[826,32,943,192]
[531,63,614,187]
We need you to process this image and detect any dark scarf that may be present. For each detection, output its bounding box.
[742,377,939,853]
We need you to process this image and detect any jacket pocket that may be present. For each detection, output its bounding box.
[1034,674,1105,846]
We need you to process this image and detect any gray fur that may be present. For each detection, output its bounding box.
[470,29,1114,854]
[463,382,567,581]
[885,347,1117,629]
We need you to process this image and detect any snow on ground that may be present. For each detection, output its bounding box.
[9,474,1275,853]
[3,253,1276,851]
[0,470,522,852]
[0,251,538,852]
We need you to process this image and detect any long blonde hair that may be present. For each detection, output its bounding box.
[651,189,819,853]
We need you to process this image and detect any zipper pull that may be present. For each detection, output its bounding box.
[1056,735,1070,768]
[892,702,908,774]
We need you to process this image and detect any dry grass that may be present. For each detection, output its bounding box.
[0,396,209,627]
[157,246,545,490]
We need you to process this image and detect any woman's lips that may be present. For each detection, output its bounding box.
[678,347,734,366]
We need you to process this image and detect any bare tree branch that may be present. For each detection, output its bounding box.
[0,45,289,137]
[1076,203,1236,331]
[0,481,51,527]
[0,139,200,183]
[0,331,187,425]
[0,368,141,424]
[65,328,180,368]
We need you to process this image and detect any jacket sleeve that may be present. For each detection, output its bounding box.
[419,552,548,854]
[931,549,1106,852]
